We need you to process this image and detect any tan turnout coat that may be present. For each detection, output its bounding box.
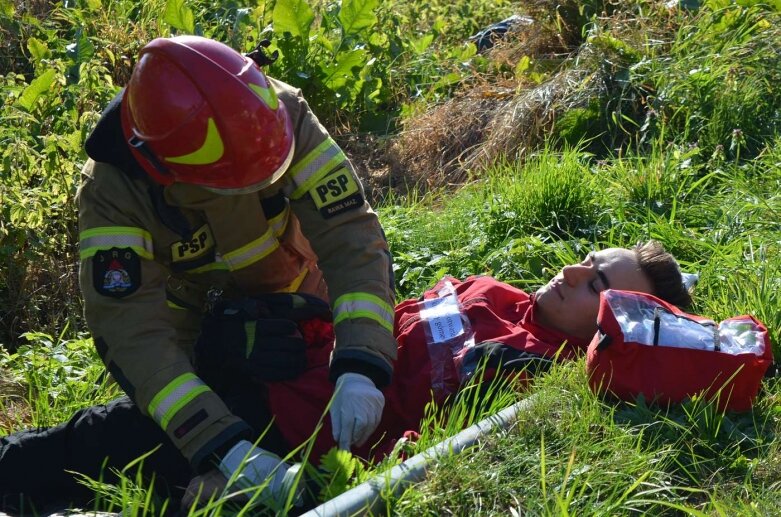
[77,78,396,467]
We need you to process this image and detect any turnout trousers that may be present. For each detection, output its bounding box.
[0,381,288,515]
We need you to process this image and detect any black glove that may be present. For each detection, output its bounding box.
[226,317,308,382]
[195,295,322,385]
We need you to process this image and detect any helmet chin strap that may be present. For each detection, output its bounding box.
[128,135,173,178]
[246,39,279,67]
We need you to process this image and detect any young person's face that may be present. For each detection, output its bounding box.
[533,248,653,339]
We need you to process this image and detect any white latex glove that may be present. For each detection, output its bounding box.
[217,440,302,507]
[330,372,385,450]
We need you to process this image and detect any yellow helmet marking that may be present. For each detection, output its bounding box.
[165,118,224,165]
[248,83,279,111]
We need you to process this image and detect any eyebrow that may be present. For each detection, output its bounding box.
[590,252,611,289]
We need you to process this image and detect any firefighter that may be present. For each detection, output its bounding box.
[3,34,396,512]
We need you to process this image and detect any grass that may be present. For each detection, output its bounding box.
[392,360,781,516]
[2,0,781,515]
[4,139,779,515]
[373,129,781,514]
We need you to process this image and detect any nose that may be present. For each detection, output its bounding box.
[562,264,590,286]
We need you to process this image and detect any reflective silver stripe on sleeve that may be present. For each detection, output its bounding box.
[288,138,346,199]
[221,227,279,271]
[333,292,395,333]
[147,373,211,430]
[80,226,154,260]
[268,205,290,238]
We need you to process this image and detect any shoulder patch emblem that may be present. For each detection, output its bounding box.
[309,168,364,219]
[93,248,141,298]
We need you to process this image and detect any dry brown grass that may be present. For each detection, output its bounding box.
[0,256,80,351]
[385,30,587,194]
[0,369,30,431]
[383,1,678,197]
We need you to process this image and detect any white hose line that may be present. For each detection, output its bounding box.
[302,395,536,517]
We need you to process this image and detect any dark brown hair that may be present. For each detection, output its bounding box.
[633,240,693,308]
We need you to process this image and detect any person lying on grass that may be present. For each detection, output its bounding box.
[0,241,692,515]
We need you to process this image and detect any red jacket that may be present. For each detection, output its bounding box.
[265,276,588,460]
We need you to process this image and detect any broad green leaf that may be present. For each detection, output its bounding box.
[318,447,365,500]
[514,56,531,76]
[587,34,641,63]
[432,18,446,34]
[368,32,388,48]
[320,48,368,90]
[10,204,26,226]
[26,37,51,63]
[272,0,314,39]
[409,33,434,55]
[338,0,378,38]
[450,43,476,61]
[66,28,95,65]
[85,0,102,10]
[164,0,195,33]
[104,47,116,66]
[432,72,461,90]
[16,68,57,111]
[315,33,335,53]
[231,7,252,36]
[55,130,83,153]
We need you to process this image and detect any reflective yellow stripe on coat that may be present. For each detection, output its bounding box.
[288,137,346,199]
[220,226,279,271]
[148,373,211,431]
[333,292,395,333]
[79,226,154,260]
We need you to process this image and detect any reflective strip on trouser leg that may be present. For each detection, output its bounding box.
[333,293,394,333]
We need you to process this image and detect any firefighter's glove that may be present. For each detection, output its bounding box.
[234,318,308,381]
[330,373,385,450]
[218,440,304,509]
[197,314,307,383]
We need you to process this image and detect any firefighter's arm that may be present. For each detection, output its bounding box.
[77,161,250,469]
[275,79,397,388]
[275,81,395,450]
[290,174,394,450]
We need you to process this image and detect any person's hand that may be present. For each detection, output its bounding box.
[330,373,385,450]
[181,468,236,510]
[218,440,303,507]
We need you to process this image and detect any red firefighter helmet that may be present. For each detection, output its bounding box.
[120,36,295,193]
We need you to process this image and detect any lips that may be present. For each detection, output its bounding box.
[552,282,564,300]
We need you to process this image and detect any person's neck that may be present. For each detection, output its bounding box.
[528,294,590,342]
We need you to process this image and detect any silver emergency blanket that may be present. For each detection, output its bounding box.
[605,290,765,356]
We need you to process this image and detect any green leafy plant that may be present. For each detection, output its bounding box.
[265,0,387,127]
[310,447,370,501]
